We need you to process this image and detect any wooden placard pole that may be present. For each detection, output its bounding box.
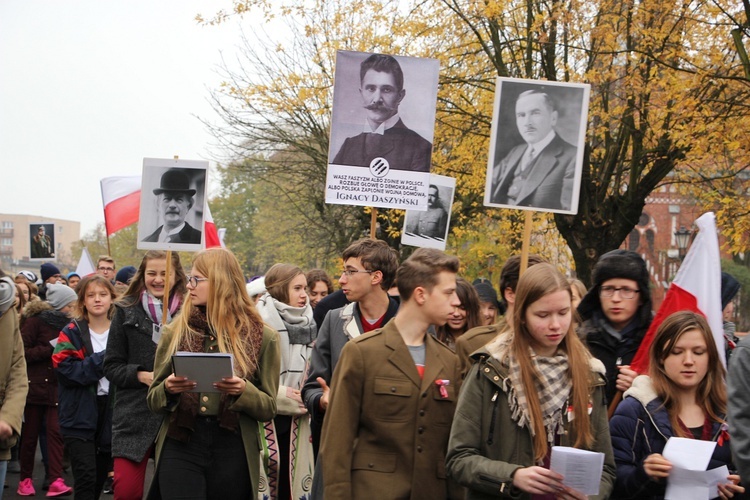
[162,250,172,322]
[370,208,378,239]
[519,211,534,276]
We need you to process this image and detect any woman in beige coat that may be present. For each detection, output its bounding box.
[0,273,28,493]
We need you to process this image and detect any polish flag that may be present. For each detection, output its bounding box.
[100,176,141,236]
[630,212,724,373]
[100,176,223,248]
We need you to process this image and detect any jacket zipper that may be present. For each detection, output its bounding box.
[487,390,499,445]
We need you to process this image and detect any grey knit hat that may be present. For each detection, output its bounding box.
[46,283,77,311]
[0,277,15,315]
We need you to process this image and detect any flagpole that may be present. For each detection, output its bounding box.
[519,211,534,275]
[163,251,172,322]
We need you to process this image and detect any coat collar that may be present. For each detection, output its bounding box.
[381,319,451,392]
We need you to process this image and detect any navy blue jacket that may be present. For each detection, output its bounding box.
[52,319,112,447]
[609,376,733,499]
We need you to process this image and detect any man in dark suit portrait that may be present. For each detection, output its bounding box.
[490,89,577,211]
[143,169,202,244]
[332,54,432,172]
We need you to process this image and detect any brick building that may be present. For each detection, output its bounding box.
[626,185,731,311]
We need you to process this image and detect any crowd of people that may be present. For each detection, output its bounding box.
[0,242,748,499]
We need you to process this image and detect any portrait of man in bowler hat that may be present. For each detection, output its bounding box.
[142,169,202,244]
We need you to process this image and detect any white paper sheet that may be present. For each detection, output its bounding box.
[550,446,604,495]
[662,437,727,500]
[663,437,716,470]
[665,465,729,500]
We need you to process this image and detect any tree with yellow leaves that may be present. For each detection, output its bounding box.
[202,0,750,283]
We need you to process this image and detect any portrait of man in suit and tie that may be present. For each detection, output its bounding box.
[138,160,207,251]
[484,80,589,214]
[329,52,437,174]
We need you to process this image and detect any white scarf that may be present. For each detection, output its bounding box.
[256,292,316,390]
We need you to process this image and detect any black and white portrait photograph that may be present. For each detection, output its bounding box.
[326,50,440,212]
[29,223,55,260]
[402,175,455,250]
[483,78,590,214]
[137,158,207,251]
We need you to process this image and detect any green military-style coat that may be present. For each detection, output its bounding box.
[446,346,616,500]
[146,324,280,498]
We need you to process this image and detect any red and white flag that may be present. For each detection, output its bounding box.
[630,212,724,373]
[99,176,223,248]
[100,176,141,236]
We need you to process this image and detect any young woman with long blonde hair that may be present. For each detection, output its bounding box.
[447,263,615,499]
[147,248,280,499]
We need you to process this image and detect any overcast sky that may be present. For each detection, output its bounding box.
[0,1,247,236]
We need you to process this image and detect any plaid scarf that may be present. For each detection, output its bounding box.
[502,345,570,449]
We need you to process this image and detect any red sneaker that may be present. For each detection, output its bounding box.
[17,478,36,496]
[45,478,72,497]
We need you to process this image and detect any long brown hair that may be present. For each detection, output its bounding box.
[118,251,187,308]
[436,277,481,345]
[512,263,594,461]
[166,248,263,378]
[649,311,726,436]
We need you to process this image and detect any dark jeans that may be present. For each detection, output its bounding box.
[64,437,110,500]
[64,395,112,500]
[158,417,250,499]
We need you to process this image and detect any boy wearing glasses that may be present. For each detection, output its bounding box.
[96,256,116,284]
[320,248,461,500]
[577,249,653,403]
[302,239,399,497]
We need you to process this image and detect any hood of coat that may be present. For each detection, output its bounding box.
[623,375,659,408]
[22,299,53,320]
[21,300,71,331]
[475,333,607,385]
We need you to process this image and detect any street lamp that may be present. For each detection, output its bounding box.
[674,226,691,260]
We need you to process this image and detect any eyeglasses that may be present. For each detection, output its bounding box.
[97,267,115,272]
[341,269,375,277]
[599,286,640,299]
[186,275,209,288]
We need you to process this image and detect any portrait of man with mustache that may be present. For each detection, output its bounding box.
[331,53,433,173]
[142,169,202,244]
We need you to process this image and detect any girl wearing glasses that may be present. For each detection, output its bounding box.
[103,251,186,499]
[609,311,745,499]
[447,263,615,499]
[147,248,280,499]
[255,263,317,500]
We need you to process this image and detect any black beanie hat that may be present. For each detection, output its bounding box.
[721,272,740,310]
[577,249,652,324]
